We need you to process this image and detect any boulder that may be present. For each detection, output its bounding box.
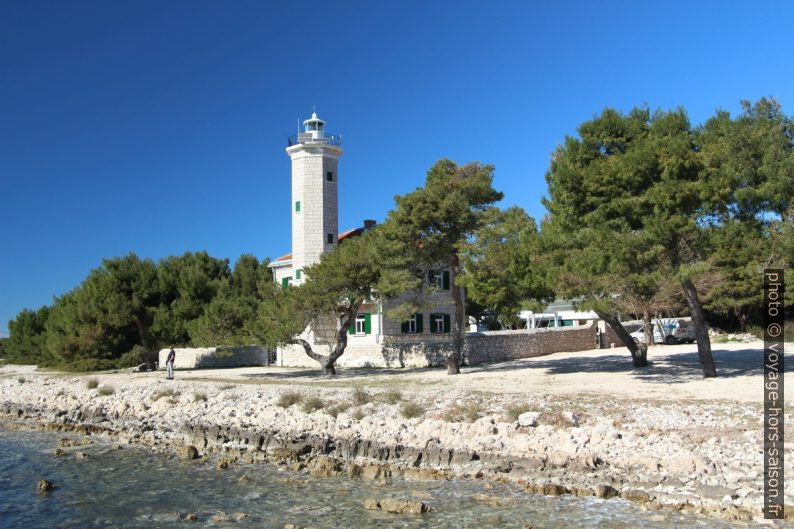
[178,445,199,461]
[74,451,90,460]
[53,448,67,457]
[184,512,197,521]
[238,474,251,483]
[594,484,619,499]
[210,512,231,523]
[517,412,541,427]
[36,479,54,493]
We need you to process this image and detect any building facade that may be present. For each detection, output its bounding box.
[268,112,455,367]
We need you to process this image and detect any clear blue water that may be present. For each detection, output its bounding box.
[0,427,751,529]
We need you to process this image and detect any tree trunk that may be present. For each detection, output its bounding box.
[448,257,464,375]
[681,278,717,378]
[642,310,654,347]
[133,316,152,351]
[595,309,648,368]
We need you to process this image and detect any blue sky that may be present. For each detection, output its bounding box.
[1,0,793,335]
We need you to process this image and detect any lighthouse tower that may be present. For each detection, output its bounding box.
[286,112,342,283]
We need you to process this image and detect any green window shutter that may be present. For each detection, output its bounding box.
[295,201,301,212]
[364,313,371,334]
[348,321,355,335]
[416,314,424,333]
[295,269,301,279]
[443,314,450,333]
[281,277,290,289]
[430,313,438,333]
[442,271,450,290]
[401,321,408,334]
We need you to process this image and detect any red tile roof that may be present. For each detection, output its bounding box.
[272,227,366,263]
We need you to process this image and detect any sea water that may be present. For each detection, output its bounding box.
[0,428,751,529]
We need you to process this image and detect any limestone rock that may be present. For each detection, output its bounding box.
[210,511,231,523]
[517,412,541,427]
[239,474,251,483]
[184,512,197,521]
[36,479,54,493]
[178,445,199,460]
[53,448,67,457]
[74,451,90,460]
[622,489,651,503]
[233,512,249,521]
[594,484,619,499]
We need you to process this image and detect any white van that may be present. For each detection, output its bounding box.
[630,319,696,345]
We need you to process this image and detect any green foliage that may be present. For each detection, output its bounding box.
[352,388,373,405]
[116,345,147,369]
[301,396,325,413]
[253,232,382,374]
[5,306,50,365]
[504,403,531,422]
[17,376,25,384]
[377,160,504,372]
[277,391,303,408]
[325,401,352,418]
[399,401,425,419]
[461,206,553,327]
[379,390,402,405]
[441,403,483,423]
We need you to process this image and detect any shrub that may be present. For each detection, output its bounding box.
[153,388,180,401]
[352,388,373,405]
[58,359,116,372]
[326,402,352,418]
[193,392,208,402]
[116,345,147,369]
[399,401,425,419]
[277,391,303,408]
[85,378,99,389]
[380,390,402,405]
[17,376,25,384]
[442,403,482,423]
[301,396,325,413]
[352,408,366,421]
[504,403,531,422]
[97,386,115,396]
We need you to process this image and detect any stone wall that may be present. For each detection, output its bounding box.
[158,346,271,369]
[277,323,599,368]
[599,320,642,349]
[464,322,598,365]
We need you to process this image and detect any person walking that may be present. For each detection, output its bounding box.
[166,348,175,380]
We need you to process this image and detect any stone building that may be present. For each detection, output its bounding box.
[268,112,456,367]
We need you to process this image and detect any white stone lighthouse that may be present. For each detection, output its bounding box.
[285,112,342,284]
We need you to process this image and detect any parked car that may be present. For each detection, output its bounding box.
[630,319,696,345]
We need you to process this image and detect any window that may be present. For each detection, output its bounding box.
[295,201,301,213]
[326,171,334,182]
[327,233,334,245]
[430,313,450,333]
[428,270,450,290]
[401,314,423,334]
[295,269,301,280]
[281,277,291,289]
[349,313,372,335]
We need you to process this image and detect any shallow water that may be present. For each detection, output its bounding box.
[0,428,750,529]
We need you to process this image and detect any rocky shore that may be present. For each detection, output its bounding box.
[0,362,788,526]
